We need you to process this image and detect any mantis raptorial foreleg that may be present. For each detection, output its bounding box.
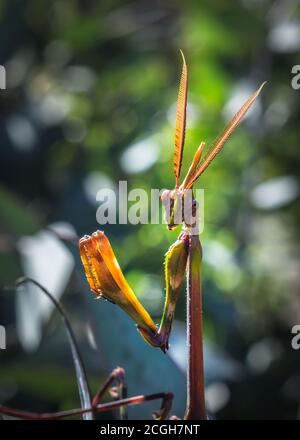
[79,220,203,355]
[80,230,190,352]
[139,231,189,351]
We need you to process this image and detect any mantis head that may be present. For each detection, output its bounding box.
[160,188,181,231]
[161,188,198,231]
[163,50,266,231]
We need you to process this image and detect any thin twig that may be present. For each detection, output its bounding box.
[0,392,173,420]
[15,277,93,420]
[92,367,128,420]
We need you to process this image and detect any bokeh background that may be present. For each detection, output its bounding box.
[0,0,300,420]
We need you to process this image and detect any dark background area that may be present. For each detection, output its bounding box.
[0,0,300,419]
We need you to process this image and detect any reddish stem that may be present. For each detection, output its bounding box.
[0,392,173,420]
[92,367,126,406]
[92,367,127,420]
[184,234,206,420]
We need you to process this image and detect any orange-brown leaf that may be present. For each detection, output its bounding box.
[79,231,157,334]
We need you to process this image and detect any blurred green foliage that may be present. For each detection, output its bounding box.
[0,0,299,420]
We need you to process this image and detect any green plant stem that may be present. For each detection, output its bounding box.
[184,235,206,420]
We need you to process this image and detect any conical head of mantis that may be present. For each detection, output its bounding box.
[161,188,198,231]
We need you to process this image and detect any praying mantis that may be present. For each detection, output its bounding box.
[79,51,265,419]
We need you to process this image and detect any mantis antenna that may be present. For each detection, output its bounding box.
[173,50,188,188]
